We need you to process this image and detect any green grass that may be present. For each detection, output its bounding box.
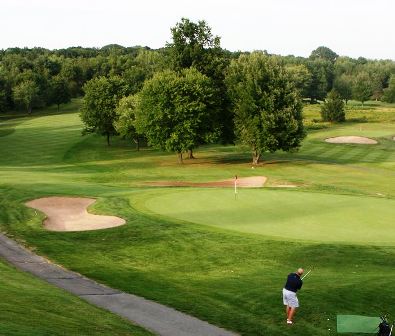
[133,188,395,245]
[0,259,151,336]
[0,99,395,335]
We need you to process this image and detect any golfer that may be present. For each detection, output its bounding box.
[283,268,304,324]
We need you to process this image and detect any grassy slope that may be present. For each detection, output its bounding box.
[0,259,151,336]
[0,100,395,335]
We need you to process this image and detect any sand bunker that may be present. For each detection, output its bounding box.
[26,197,125,232]
[145,176,267,188]
[325,136,378,144]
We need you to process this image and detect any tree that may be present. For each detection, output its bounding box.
[382,75,395,103]
[286,64,312,98]
[167,18,221,72]
[310,46,338,63]
[320,90,345,122]
[225,52,306,164]
[114,95,143,150]
[135,68,218,163]
[12,80,39,114]
[50,76,71,111]
[353,72,373,105]
[306,59,333,102]
[333,74,353,104]
[167,18,233,145]
[80,76,127,145]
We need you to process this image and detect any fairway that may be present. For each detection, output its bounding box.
[134,188,395,244]
[1,101,395,336]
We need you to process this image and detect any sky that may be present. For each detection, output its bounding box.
[1,0,394,60]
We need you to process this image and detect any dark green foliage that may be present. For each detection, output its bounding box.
[80,76,128,145]
[12,80,39,114]
[167,18,233,144]
[320,90,345,122]
[309,46,338,63]
[167,17,221,72]
[382,75,395,103]
[136,68,218,162]
[333,74,353,104]
[226,52,306,164]
[286,64,312,97]
[353,72,373,105]
[306,59,334,102]
[50,76,71,111]
[114,95,143,150]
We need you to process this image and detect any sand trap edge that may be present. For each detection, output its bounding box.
[26,197,126,232]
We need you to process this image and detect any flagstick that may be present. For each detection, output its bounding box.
[234,175,238,200]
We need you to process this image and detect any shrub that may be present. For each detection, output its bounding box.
[320,90,345,122]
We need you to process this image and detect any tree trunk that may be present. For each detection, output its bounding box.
[177,152,183,164]
[252,149,261,165]
[27,105,32,115]
[135,138,140,151]
[106,133,110,146]
[188,149,195,159]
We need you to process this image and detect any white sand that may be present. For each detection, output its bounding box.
[26,197,125,232]
[325,136,378,144]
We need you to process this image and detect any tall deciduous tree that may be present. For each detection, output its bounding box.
[12,80,39,114]
[114,95,142,150]
[333,74,353,104]
[310,46,338,63]
[167,18,233,145]
[135,68,218,163]
[80,76,127,145]
[167,18,220,72]
[353,72,373,105]
[50,76,71,111]
[306,59,334,103]
[382,75,395,103]
[225,52,305,164]
[286,64,312,97]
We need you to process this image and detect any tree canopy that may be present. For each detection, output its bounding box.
[135,68,218,162]
[320,90,345,122]
[225,52,306,164]
[114,95,142,150]
[80,76,128,145]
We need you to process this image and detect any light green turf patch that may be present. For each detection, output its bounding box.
[134,188,395,245]
[337,315,381,333]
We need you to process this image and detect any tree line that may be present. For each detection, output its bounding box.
[1,18,395,162]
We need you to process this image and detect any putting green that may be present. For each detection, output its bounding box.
[134,189,395,244]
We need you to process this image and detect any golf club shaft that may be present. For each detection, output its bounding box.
[301,270,311,280]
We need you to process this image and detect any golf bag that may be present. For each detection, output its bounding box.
[377,316,392,336]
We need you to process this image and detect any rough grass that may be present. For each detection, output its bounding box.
[0,99,395,335]
[0,259,151,336]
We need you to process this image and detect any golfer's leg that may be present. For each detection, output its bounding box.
[288,307,296,321]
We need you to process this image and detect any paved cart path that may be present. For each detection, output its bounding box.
[0,233,238,336]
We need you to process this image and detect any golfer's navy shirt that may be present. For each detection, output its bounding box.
[284,273,303,293]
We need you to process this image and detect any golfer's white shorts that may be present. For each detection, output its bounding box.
[282,288,299,308]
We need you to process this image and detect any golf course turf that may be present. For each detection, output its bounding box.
[1,99,395,335]
[133,188,395,245]
[0,259,152,336]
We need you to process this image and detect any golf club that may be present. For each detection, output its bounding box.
[301,269,312,280]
